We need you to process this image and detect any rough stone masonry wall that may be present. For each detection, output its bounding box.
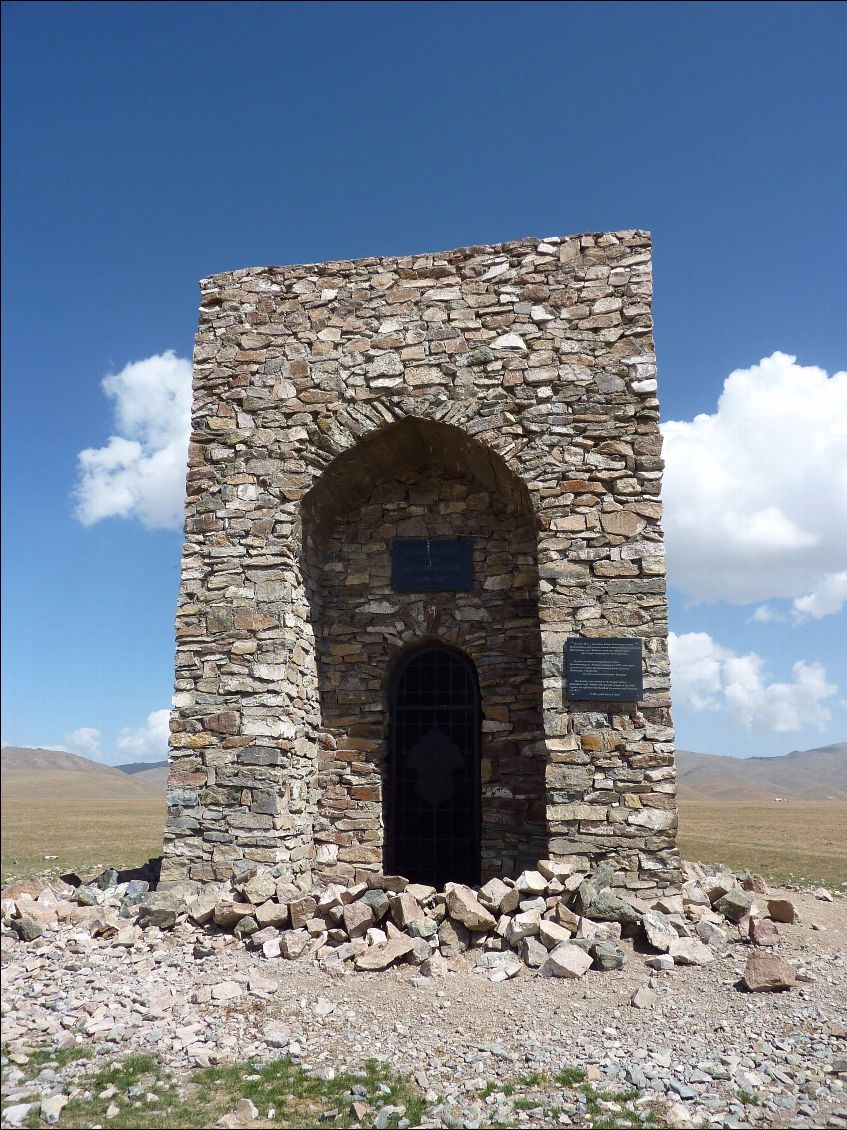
[305,461,547,883]
[163,229,681,896]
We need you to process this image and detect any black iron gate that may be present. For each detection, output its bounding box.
[387,645,481,888]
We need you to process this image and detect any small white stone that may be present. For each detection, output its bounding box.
[211,979,244,1001]
[261,938,281,959]
[669,937,715,966]
[2,1104,35,1128]
[424,287,461,301]
[506,910,542,944]
[232,1097,259,1121]
[530,305,554,323]
[515,869,547,894]
[631,985,658,1009]
[249,972,277,994]
[491,333,526,351]
[539,942,592,979]
[263,1020,291,1048]
[631,378,658,394]
[368,353,403,378]
[40,1096,69,1125]
[480,261,509,280]
[645,954,675,971]
[666,1101,693,1125]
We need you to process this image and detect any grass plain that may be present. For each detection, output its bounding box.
[1,778,845,887]
[678,800,847,887]
[1,788,165,878]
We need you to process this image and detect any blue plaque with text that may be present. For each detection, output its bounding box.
[391,538,473,592]
[566,637,643,702]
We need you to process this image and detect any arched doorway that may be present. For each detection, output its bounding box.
[301,416,547,883]
[387,645,482,888]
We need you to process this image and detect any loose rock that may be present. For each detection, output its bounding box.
[539,942,593,979]
[742,952,797,992]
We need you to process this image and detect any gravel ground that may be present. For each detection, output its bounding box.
[2,883,845,1128]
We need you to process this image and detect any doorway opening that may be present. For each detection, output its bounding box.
[387,645,481,888]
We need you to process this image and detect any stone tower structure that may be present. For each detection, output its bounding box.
[162,230,680,897]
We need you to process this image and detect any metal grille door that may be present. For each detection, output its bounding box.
[388,646,481,888]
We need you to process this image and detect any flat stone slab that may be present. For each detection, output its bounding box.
[669,938,715,966]
[354,935,415,971]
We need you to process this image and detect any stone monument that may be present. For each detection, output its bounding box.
[163,230,680,897]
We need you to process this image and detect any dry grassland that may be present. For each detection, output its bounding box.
[1,790,165,878]
[678,800,847,887]
[2,781,845,887]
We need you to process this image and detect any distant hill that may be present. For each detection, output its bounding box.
[676,741,847,803]
[4,742,844,806]
[1,746,159,801]
[116,759,168,792]
[3,746,117,774]
[117,760,168,775]
[129,764,169,791]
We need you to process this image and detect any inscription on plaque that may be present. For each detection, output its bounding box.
[565,637,643,702]
[391,538,473,592]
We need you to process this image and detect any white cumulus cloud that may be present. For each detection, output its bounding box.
[748,605,786,624]
[115,709,171,762]
[75,351,192,529]
[792,570,847,623]
[669,631,837,732]
[662,352,847,610]
[63,727,103,758]
[39,712,169,765]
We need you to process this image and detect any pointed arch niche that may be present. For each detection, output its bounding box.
[301,418,547,883]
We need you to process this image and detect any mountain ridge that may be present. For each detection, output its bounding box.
[3,741,844,804]
[676,741,846,803]
[1,746,160,802]
[116,760,168,775]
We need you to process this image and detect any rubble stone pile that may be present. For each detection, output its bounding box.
[3,857,815,991]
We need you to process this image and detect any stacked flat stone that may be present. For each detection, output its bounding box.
[164,230,680,896]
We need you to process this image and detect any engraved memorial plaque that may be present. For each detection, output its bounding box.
[391,538,473,592]
[565,637,643,702]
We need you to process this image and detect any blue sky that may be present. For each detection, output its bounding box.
[2,1,845,763]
